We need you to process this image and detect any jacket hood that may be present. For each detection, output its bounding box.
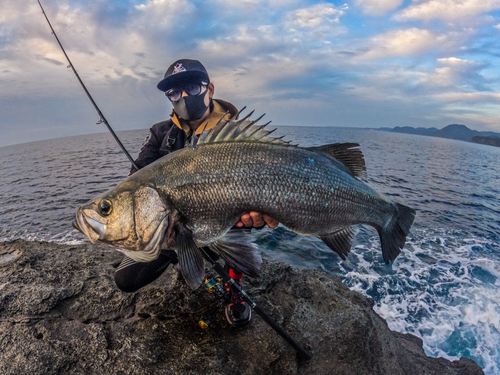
[170,99,239,135]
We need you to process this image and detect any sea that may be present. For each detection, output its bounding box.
[1,126,499,374]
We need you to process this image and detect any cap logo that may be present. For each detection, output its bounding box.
[172,63,186,75]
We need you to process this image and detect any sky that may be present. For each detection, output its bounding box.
[1,0,500,147]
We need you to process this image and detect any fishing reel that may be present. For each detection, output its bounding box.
[197,248,312,359]
[198,276,231,329]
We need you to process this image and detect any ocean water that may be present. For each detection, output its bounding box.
[1,126,499,373]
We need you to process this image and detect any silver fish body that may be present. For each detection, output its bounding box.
[75,117,415,289]
[139,142,390,243]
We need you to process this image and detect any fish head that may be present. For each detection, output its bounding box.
[74,181,173,262]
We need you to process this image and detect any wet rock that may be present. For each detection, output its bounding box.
[0,239,483,375]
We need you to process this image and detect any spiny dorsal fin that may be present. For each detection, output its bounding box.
[234,106,247,120]
[308,143,366,179]
[197,112,291,146]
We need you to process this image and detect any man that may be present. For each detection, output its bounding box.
[115,59,279,326]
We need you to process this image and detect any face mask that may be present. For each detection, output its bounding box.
[172,89,210,121]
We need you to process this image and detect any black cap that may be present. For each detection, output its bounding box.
[157,59,210,92]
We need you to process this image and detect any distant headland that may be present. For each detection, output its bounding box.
[377,124,500,148]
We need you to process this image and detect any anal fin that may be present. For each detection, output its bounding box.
[177,227,205,290]
[319,227,355,260]
[209,229,262,277]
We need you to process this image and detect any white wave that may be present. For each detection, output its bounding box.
[0,228,85,245]
[344,228,500,374]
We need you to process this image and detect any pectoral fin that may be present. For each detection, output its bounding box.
[209,229,262,277]
[319,227,355,260]
[177,227,205,290]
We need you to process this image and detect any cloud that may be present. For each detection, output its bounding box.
[437,57,474,66]
[360,56,491,99]
[419,57,490,91]
[193,2,350,96]
[134,0,196,28]
[436,92,500,103]
[396,0,500,22]
[425,67,463,87]
[286,3,347,28]
[358,28,439,59]
[213,0,307,8]
[211,57,314,101]
[41,57,65,66]
[330,52,493,122]
[354,0,403,16]
[0,0,164,99]
[194,24,285,66]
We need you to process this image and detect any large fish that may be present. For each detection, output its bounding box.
[74,115,416,289]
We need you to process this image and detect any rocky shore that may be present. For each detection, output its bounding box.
[471,136,500,148]
[0,239,483,375]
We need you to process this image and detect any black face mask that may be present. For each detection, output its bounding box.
[172,89,210,121]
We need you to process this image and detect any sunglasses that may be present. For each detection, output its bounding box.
[165,81,208,102]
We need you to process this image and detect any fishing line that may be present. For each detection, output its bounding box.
[37,0,139,171]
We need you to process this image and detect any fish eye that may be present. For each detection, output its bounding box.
[98,199,113,216]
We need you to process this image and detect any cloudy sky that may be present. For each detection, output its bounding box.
[1,0,500,147]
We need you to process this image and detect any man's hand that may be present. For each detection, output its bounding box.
[235,212,279,229]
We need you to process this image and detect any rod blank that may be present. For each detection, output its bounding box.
[37,0,139,171]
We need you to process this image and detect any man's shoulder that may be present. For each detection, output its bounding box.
[138,119,175,149]
[150,119,179,139]
[151,119,174,132]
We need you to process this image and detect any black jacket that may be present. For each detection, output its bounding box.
[129,120,185,175]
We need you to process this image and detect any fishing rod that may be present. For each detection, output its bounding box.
[37,0,139,171]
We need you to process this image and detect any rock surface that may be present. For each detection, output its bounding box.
[0,239,483,375]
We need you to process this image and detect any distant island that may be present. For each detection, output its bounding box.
[470,136,500,147]
[379,124,500,147]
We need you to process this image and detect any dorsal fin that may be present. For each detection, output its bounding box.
[234,106,247,120]
[307,143,366,178]
[197,112,291,146]
[195,115,365,179]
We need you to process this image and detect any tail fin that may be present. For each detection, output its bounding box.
[378,203,416,264]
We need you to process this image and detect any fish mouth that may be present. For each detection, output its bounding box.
[74,205,170,263]
[74,208,106,243]
[114,216,170,263]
